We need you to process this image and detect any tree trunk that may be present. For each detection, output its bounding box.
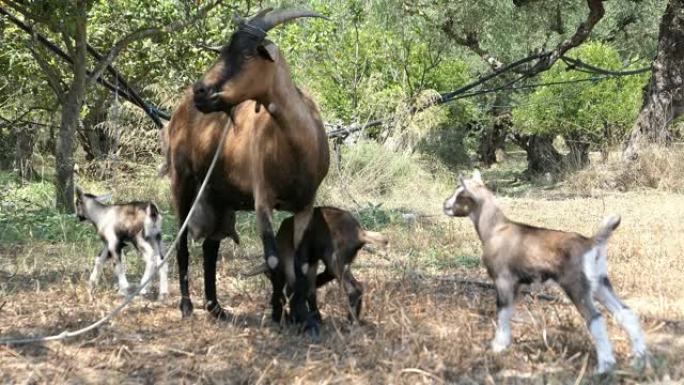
[478,105,510,167]
[13,124,36,180]
[624,0,684,160]
[55,1,88,213]
[514,134,563,175]
[563,133,590,169]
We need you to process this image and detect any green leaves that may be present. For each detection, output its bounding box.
[512,42,649,145]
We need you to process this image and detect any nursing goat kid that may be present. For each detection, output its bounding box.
[242,207,389,323]
[442,171,647,374]
[75,187,168,299]
[167,8,330,334]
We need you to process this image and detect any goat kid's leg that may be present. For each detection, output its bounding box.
[562,277,615,374]
[136,237,155,296]
[343,268,363,323]
[270,270,287,323]
[491,277,517,352]
[203,238,228,321]
[306,261,322,323]
[155,238,169,300]
[596,276,648,367]
[110,243,130,296]
[88,245,109,295]
[291,206,319,338]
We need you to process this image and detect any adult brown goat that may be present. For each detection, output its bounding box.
[166,8,330,334]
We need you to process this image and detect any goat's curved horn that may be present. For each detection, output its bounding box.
[250,8,329,33]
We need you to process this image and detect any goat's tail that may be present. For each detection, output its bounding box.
[592,215,621,245]
[360,230,389,249]
[143,203,163,238]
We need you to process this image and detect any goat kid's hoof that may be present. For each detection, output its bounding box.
[490,339,510,353]
[595,359,616,375]
[180,298,194,318]
[631,353,651,373]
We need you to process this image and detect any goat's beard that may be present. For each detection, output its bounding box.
[77,214,87,222]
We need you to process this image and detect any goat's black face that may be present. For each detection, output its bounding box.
[193,31,277,114]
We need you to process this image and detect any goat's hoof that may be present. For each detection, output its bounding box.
[595,359,616,375]
[490,339,510,353]
[631,352,651,372]
[180,298,194,318]
[207,303,230,322]
[303,319,321,343]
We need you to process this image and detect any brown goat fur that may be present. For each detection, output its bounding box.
[242,207,389,323]
[443,171,648,374]
[166,9,330,330]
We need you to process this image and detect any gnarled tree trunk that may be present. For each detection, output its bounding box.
[563,133,590,169]
[623,0,684,160]
[478,103,511,167]
[514,133,563,175]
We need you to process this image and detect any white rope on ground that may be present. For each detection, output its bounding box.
[0,119,231,346]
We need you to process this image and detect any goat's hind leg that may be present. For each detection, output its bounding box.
[203,238,229,321]
[561,277,615,374]
[596,276,648,368]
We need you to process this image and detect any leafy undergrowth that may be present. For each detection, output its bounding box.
[1,156,684,384]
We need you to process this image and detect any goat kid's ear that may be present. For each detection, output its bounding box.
[75,186,84,197]
[94,193,112,203]
[472,169,483,183]
[257,42,278,62]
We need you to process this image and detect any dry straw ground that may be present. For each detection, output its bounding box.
[1,150,683,384]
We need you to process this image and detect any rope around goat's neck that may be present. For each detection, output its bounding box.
[0,119,232,346]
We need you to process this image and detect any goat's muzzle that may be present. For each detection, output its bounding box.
[192,82,233,114]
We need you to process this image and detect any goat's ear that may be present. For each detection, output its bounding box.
[75,186,84,198]
[459,174,470,193]
[257,42,278,62]
[94,193,112,203]
[472,169,483,184]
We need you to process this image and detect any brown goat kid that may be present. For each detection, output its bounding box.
[166,8,329,333]
[443,171,647,374]
[242,207,389,323]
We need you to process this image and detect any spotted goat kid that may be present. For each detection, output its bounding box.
[75,187,168,299]
[442,171,647,374]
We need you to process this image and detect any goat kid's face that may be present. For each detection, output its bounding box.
[443,171,484,217]
[192,8,327,114]
[75,187,110,222]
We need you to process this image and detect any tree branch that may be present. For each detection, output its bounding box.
[28,46,66,104]
[525,0,605,75]
[86,0,222,87]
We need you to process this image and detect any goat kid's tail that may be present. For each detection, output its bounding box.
[360,230,389,249]
[144,203,163,238]
[592,215,621,245]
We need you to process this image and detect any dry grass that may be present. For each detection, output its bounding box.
[1,157,684,384]
[568,145,684,194]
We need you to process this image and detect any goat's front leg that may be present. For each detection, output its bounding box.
[492,276,517,352]
[88,245,109,295]
[202,238,229,321]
